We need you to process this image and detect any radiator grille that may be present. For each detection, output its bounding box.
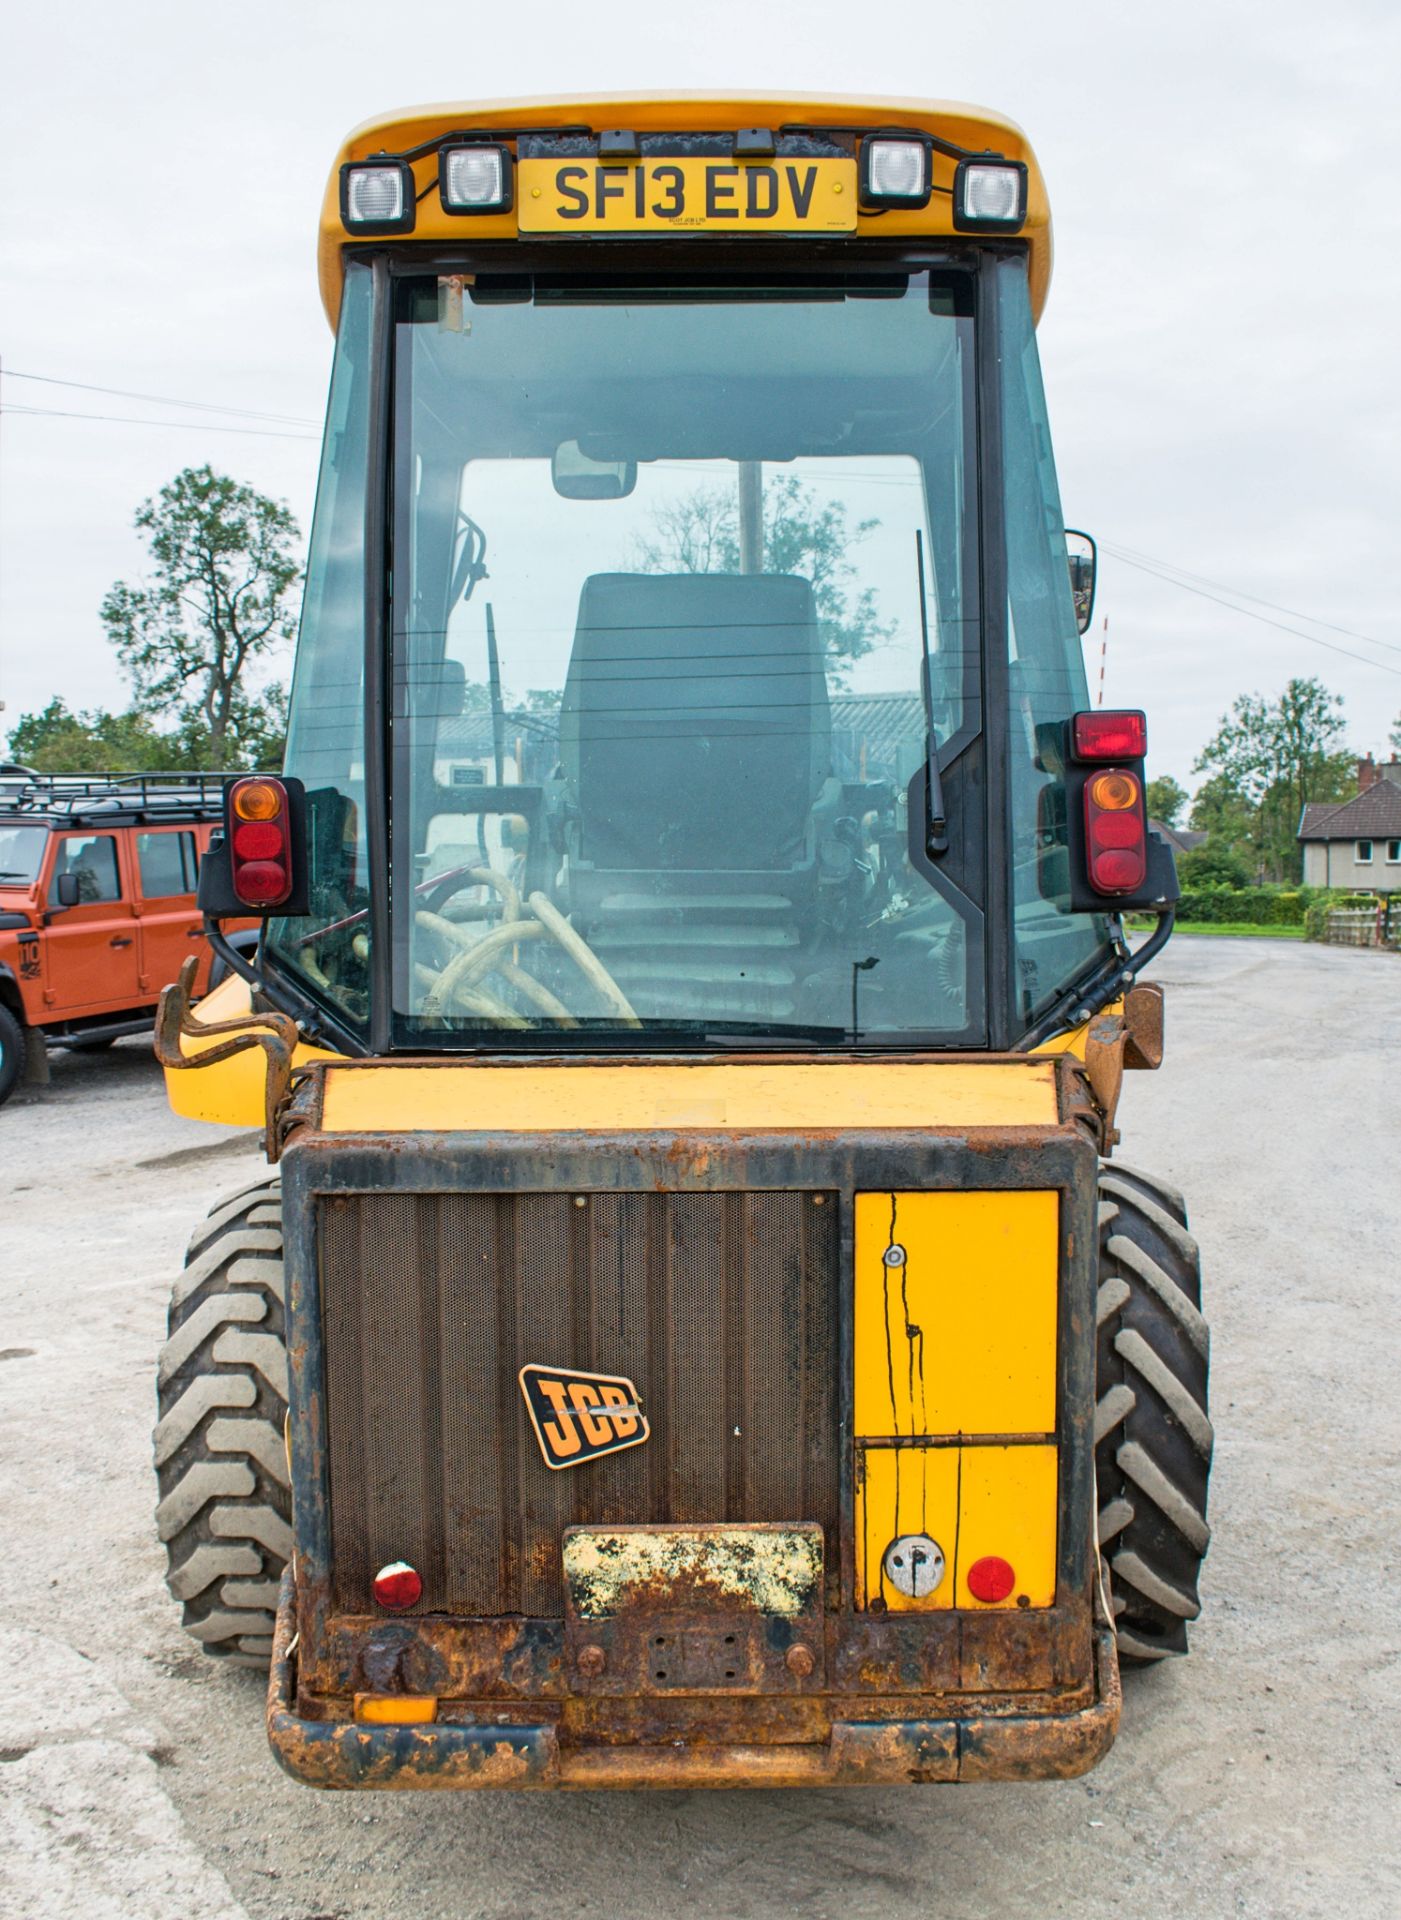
[318,1190,839,1618]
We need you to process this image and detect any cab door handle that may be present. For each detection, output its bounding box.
[109,936,134,948]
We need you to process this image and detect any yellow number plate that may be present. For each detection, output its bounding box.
[518,156,857,235]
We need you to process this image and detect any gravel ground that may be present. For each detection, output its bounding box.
[1,935,1398,1919]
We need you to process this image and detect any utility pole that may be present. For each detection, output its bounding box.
[737,461,763,574]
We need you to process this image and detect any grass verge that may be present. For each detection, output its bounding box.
[1125,920,1305,940]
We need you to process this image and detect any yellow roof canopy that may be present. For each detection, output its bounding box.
[319,92,1051,326]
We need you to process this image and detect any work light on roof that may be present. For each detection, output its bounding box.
[953,159,1028,232]
[440,144,512,214]
[860,136,932,209]
[340,160,415,234]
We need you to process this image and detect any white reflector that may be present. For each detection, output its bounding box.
[961,164,1023,223]
[345,166,405,224]
[865,139,928,200]
[442,146,507,210]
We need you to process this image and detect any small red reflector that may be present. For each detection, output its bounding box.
[967,1555,1016,1603]
[372,1561,423,1611]
[1072,710,1148,761]
[232,821,284,860]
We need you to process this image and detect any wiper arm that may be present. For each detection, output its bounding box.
[915,529,948,858]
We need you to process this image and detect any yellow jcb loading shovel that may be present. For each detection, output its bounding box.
[153,93,1210,1789]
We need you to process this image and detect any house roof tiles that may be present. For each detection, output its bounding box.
[1297,785,1401,840]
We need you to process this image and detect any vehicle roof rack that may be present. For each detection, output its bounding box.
[0,768,239,826]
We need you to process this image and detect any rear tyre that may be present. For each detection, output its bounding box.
[154,1175,289,1667]
[0,1004,25,1108]
[1095,1162,1212,1664]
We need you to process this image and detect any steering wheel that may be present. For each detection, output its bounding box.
[415,878,639,1029]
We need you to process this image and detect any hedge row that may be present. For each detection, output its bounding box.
[1175,887,1378,927]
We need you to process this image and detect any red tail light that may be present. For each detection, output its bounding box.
[227,777,292,908]
[1071,709,1148,762]
[1084,767,1148,893]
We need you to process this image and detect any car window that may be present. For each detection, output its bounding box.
[55,834,122,903]
[137,830,198,897]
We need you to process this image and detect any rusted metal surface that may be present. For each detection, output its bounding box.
[312,1188,840,1623]
[1081,1013,1127,1150]
[154,955,298,1161]
[270,1050,1108,1787]
[269,1572,559,1790]
[269,1568,1120,1789]
[564,1524,822,1619]
[1123,981,1165,1070]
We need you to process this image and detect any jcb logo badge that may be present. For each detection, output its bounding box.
[519,1365,649,1471]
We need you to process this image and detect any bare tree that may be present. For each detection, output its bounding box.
[632,473,894,679]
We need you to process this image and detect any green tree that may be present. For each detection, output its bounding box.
[1188,770,1256,863]
[1145,774,1188,829]
[1390,712,1401,755]
[100,465,300,768]
[1192,677,1354,882]
[1177,842,1253,889]
[5,698,185,774]
[632,473,895,678]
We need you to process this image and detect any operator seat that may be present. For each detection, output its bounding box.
[559,571,831,872]
[556,571,835,1023]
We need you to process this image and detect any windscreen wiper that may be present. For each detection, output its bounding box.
[915,528,948,858]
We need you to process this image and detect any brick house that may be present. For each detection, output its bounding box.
[1298,758,1401,891]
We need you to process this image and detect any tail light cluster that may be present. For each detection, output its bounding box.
[1083,768,1148,895]
[1066,708,1157,904]
[227,778,294,908]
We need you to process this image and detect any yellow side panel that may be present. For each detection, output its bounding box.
[853,1191,1059,1439]
[856,1443,1058,1611]
[319,1060,1058,1135]
[163,973,342,1128]
[958,1444,1059,1608]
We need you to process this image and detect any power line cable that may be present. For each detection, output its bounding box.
[1103,540,1401,660]
[1102,546,1401,680]
[1,368,319,429]
[1,403,319,443]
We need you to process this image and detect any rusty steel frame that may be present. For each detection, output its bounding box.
[266,1050,1118,1788]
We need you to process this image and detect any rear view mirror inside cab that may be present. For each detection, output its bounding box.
[552,440,637,500]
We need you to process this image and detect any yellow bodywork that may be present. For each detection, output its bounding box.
[164,973,340,1127]
[318,1058,1057,1133]
[853,1190,1058,1437]
[856,1444,1059,1611]
[852,1189,1061,1612]
[319,93,1053,329]
[164,974,1097,1131]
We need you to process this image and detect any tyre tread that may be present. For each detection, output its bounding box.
[1095,1161,1212,1666]
[155,1176,288,1666]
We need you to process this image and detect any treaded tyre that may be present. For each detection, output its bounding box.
[1095,1160,1212,1664]
[0,1003,26,1108]
[154,1174,289,1666]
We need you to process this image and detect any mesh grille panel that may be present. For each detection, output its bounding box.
[319,1190,839,1618]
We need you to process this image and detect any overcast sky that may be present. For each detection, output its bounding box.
[2,0,1399,789]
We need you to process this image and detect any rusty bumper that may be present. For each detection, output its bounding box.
[267,1572,1122,1790]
